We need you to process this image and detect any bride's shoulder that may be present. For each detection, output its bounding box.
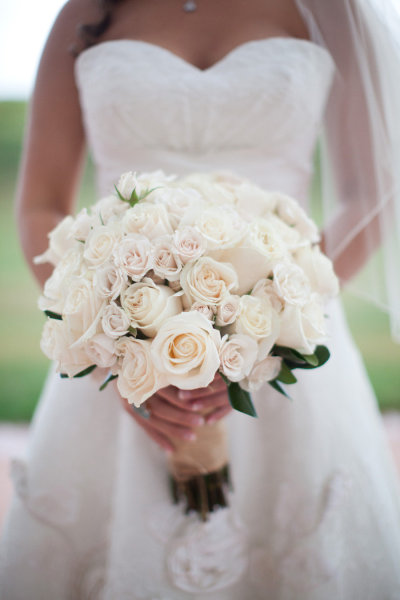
[46,0,103,54]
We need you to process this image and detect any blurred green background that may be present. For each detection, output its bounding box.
[1,100,399,421]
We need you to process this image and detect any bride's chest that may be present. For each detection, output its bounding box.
[75,37,334,153]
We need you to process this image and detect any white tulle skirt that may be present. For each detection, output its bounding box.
[1,299,400,600]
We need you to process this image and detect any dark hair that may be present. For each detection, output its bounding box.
[73,0,125,55]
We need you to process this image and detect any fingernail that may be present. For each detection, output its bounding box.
[192,416,205,426]
[178,390,188,400]
[183,431,197,441]
[206,415,218,425]
[191,403,202,410]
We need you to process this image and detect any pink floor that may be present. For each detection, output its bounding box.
[1,413,400,535]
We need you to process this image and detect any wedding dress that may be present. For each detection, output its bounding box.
[1,36,400,600]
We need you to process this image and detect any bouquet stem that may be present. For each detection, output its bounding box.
[167,418,230,521]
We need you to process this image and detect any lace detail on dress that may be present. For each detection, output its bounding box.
[147,502,248,592]
[249,470,352,594]
[11,458,79,527]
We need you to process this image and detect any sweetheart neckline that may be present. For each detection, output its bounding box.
[74,36,333,76]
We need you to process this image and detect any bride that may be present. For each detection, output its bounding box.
[1,0,400,598]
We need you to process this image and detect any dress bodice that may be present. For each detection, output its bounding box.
[75,37,334,203]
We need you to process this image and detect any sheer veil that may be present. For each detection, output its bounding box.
[294,0,400,341]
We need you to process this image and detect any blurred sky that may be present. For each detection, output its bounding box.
[1,0,400,99]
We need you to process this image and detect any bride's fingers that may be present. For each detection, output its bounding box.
[148,395,205,427]
[155,385,199,410]
[147,414,197,442]
[187,391,231,411]
[205,405,232,424]
[120,396,176,452]
[177,379,227,402]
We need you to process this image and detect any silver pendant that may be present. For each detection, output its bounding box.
[183,0,197,12]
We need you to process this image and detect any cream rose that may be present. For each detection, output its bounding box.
[122,203,172,240]
[101,302,131,338]
[246,218,288,270]
[273,262,311,307]
[150,311,221,389]
[295,246,339,299]
[215,295,240,326]
[117,337,163,406]
[173,226,207,264]
[85,333,117,368]
[180,257,238,307]
[38,247,84,314]
[219,334,258,382]
[251,278,283,313]
[83,226,121,268]
[234,295,280,358]
[240,355,282,392]
[121,278,183,337]
[68,208,96,242]
[152,236,182,282]
[113,234,153,281]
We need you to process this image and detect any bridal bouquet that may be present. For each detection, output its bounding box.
[37,170,339,519]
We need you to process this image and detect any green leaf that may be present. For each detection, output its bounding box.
[114,184,126,202]
[227,382,257,417]
[269,379,292,399]
[99,212,105,226]
[273,346,306,364]
[128,326,138,336]
[218,371,230,386]
[129,187,140,206]
[99,373,118,391]
[277,361,297,384]
[75,238,85,244]
[72,365,97,378]
[314,345,330,367]
[60,373,69,378]
[44,310,62,320]
[302,353,319,367]
[139,185,161,201]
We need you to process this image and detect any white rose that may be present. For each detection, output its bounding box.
[154,187,204,228]
[273,262,311,307]
[101,302,131,338]
[219,334,258,382]
[231,181,278,218]
[113,234,153,281]
[240,355,282,392]
[275,297,326,355]
[251,278,283,313]
[38,247,84,314]
[246,218,288,271]
[83,226,121,268]
[182,205,247,250]
[150,311,221,389]
[234,295,280,358]
[40,318,93,377]
[180,173,236,205]
[295,246,339,300]
[275,193,320,243]
[94,263,128,299]
[173,226,207,264]
[180,257,238,307]
[215,295,240,326]
[85,333,117,368]
[116,337,163,406]
[122,203,172,240]
[121,278,183,337]
[63,278,105,345]
[116,170,174,203]
[92,194,129,224]
[191,302,216,321]
[152,236,182,282]
[265,214,305,250]
[68,208,96,242]
[34,215,75,266]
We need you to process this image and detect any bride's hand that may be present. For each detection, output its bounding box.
[120,373,232,452]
